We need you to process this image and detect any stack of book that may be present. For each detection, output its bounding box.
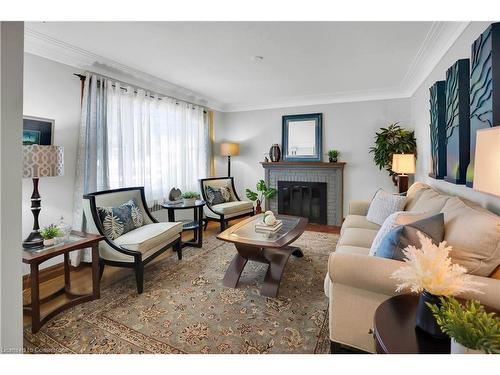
[255,220,283,233]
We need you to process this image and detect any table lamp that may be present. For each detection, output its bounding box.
[392,153,415,193]
[22,145,64,249]
[473,127,500,196]
[220,142,240,177]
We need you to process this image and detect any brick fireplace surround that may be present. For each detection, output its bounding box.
[261,162,345,226]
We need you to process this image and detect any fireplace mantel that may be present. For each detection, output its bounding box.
[261,161,345,168]
[261,161,345,226]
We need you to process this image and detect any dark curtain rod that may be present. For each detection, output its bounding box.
[74,73,207,113]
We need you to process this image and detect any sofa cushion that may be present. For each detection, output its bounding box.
[114,222,182,253]
[341,215,381,234]
[404,182,430,211]
[376,213,445,261]
[210,201,254,215]
[369,211,433,256]
[366,189,406,225]
[336,245,370,256]
[405,187,450,214]
[337,228,379,249]
[441,197,500,276]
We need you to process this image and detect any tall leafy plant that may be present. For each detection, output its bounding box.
[369,123,417,183]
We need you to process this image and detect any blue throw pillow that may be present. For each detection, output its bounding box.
[375,213,444,261]
[97,199,144,240]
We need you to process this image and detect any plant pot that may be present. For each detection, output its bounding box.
[329,157,338,163]
[182,198,197,206]
[43,238,55,247]
[415,290,447,339]
[269,144,281,162]
[255,199,262,214]
[451,338,483,354]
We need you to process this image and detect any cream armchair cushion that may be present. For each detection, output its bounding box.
[208,201,253,216]
[114,222,183,254]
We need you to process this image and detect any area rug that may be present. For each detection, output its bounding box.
[24,230,338,354]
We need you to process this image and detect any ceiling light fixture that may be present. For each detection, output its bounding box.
[252,56,264,62]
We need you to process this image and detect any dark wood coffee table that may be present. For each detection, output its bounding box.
[217,214,308,298]
[373,294,451,354]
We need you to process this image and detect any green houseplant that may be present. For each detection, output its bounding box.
[428,296,500,354]
[181,191,200,206]
[40,224,62,246]
[327,149,340,162]
[369,123,417,184]
[245,180,277,214]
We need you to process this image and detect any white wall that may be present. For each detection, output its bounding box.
[215,99,411,216]
[411,22,500,215]
[22,53,82,273]
[0,21,24,351]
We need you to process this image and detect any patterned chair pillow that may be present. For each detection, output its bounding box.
[97,199,144,240]
[205,185,231,205]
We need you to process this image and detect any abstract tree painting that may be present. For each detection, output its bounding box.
[429,81,446,179]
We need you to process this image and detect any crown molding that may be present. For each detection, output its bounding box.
[25,22,470,113]
[24,28,226,111]
[400,21,470,96]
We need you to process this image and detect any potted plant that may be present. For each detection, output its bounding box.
[245,180,277,214]
[327,149,340,163]
[181,191,199,206]
[428,297,500,354]
[391,232,484,337]
[369,123,417,185]
[40,224,62,247]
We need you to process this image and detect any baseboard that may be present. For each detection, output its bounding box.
[22,262,88,290]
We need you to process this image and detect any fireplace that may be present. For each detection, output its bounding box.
[277,181,327,224]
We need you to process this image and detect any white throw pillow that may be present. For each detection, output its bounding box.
[368,211,431,256]
[366,189,406,225]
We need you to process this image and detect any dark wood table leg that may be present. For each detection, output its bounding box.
[286,246,304,258]
[91,243,100,299]
[196,205,203,247]
[222,253,248,288]
[261,247,294,297]
[30,263,41,333]
[167,208,175,223]
[63,253,71,291]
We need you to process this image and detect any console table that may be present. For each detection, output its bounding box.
[22,231,103,333]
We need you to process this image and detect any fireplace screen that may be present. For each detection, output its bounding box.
[277,181,327,224]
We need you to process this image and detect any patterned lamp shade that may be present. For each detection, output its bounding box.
[23,145,64,178]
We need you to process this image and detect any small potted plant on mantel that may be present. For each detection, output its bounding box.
[40,224,62,247]
[327,149,340,163]
[245,180,277,214]
[428,297,500,354]
[181,191,200,206]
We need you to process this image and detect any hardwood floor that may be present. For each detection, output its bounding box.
[22,219,340,329]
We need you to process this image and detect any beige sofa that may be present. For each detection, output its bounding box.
[325,182,500,353]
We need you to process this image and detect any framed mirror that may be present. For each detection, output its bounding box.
[282,113,322,162]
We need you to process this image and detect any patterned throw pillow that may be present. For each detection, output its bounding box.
[366,189,406,225]
[97,199,144,240]
[205,185,231,205]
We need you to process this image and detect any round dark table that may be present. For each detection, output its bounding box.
[373,294,450,354]
[162,200,206,248]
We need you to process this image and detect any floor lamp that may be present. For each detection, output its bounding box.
[22,145,64,249]
[220,143,240,177]
[392,153,415,194]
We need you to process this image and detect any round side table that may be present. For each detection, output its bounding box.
[162,200,206,248]
[373,294,450,354]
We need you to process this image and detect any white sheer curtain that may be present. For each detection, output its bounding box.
[106,81,210,206]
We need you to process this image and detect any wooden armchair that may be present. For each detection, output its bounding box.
[199,177,254,232]
[82,187,182,294]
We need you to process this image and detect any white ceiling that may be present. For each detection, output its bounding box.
[25,21,469,112]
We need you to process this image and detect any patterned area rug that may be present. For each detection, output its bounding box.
[24,230,338,354]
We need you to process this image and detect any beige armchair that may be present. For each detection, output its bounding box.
[199,177,254,232]
[83,187,183,294]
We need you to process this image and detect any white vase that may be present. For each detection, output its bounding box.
[43,238,55,247]
[450,338,483,354]
[183,198,196,206]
